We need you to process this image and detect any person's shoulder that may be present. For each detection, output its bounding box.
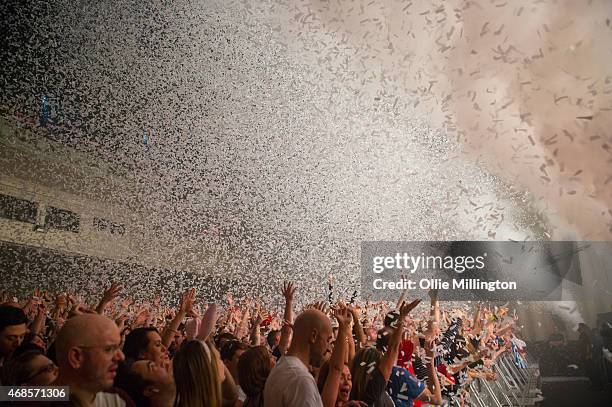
[266,358,301,384]
[266,358,318,388]
[273,356,310,375]
[388,365,401,378]
[264,365,321,407]
[391,365,423,393]
[389,366,413,386]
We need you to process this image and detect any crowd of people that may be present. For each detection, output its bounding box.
[0,282,527,406]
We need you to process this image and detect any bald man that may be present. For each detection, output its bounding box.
[54,314,125,407]
[264,309,333,407]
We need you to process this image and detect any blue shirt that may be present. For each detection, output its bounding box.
[386,366,426,407]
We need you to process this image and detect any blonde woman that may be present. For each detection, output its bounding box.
[173,340,225,407]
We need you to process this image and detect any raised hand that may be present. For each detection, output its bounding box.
[281,282,296,302]
[55,293,67,309]
[153,293,162,308]
[121,298,133,310]
[22,298,37,319]
[399,299,421,318]
[250,310,264,327]
[333,304,352,328]
[346,304,359,320]
[96,283,122,314]
[179,288,196,315]
[187,303,200,319]
[103,283,122,304]
[424,323,440,342]
[37,302,47,314]
[66,293,76,306]
[134,308,150,327]
[226,293,235,307]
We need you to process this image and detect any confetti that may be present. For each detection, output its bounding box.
[0,0,608,320]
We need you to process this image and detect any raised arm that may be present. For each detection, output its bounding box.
[415,339,443,405]
[161,288,195,347]
[321,305,352,407]
[95,283,122,315]
[489,341,510,364]
[347,326,356,365]
[349,306,367,349]
[473,303,482,334]
[197,303,218,341]
[249,305,264,346]
[30,303,47,335]
[278,282,296,354]
[429,289,439,322]
[235,307,251,340]
[425,289,440,341]
[378,299,421,381]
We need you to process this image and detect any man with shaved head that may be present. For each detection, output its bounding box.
[264,308,333,407]
[54,314,126,406]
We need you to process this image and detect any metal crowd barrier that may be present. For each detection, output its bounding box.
[448,352,542,407]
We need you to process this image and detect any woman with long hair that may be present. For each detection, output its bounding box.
[317,362,359,407]
[349,347,388,405]
[173,340,224,407]
[237,345,274,407]
[349,301,423,406]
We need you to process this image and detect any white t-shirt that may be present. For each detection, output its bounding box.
[94,392,126,407]
[263,356,323,407]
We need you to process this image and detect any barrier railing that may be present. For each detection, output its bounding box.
[460,352,541,407]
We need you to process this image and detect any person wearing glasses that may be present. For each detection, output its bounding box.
[0,348,58,386]
[53,313,127,407]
